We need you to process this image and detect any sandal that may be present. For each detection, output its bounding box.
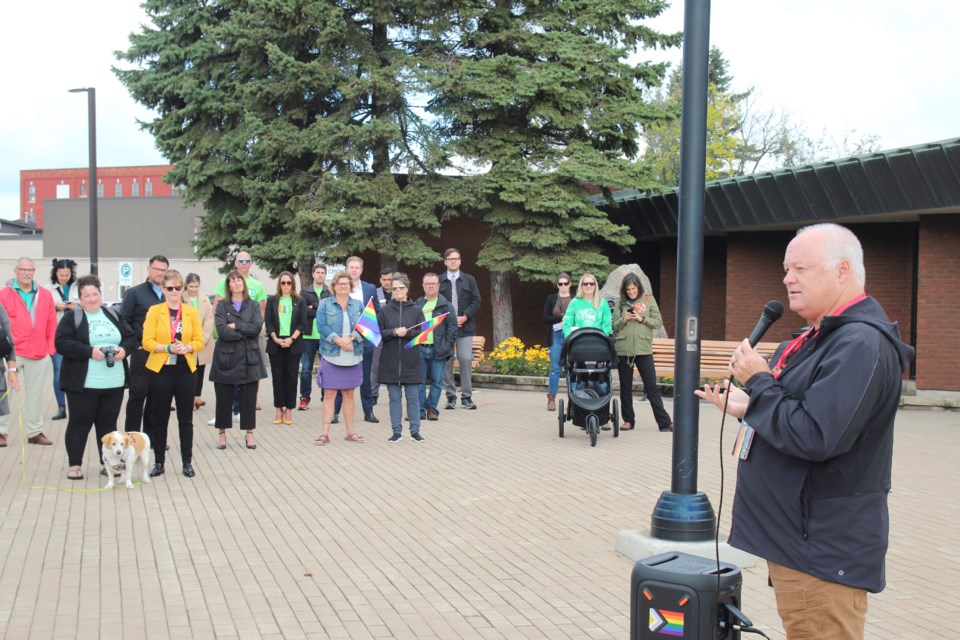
[315,433,330,445]
[67,466,83,480]
[344,432,364,443]
[245,431,257,449]
[217,431,227,450]
[621,422,634,431]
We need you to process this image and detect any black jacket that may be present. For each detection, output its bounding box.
[733,296,914,593]
[438,271,481,336]
[542,292,571,343]
[300,284,330,336]
[120,279,163,342]
[54,308,138,392]
[209,299,268,385]
[264,295,308,356]
[414,294,458,360]
[376,299,425,384]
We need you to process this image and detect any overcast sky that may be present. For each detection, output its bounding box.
[2,0,958,221]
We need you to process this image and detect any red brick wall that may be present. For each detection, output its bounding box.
[916,215,960,390]
[658,237,726,340]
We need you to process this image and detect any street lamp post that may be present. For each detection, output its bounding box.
[68,87,98,276]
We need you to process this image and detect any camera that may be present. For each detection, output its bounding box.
[101,346,118,368]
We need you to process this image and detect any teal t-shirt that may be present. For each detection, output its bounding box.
[214,276,267,303]
[84,310,125,389]
[278,295,294,337]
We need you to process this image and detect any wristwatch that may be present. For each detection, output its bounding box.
[8,367,17,373]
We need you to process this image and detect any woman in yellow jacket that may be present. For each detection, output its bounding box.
[142,269,204,478]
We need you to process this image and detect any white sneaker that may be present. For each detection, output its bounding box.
[207,417,217,426]
[233,413,241,423]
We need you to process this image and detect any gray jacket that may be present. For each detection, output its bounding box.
[209,299,267,385]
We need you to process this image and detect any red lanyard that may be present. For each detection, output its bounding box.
[771,294,866,378]
[169,306,182,342]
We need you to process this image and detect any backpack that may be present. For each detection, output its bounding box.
[73,306,121,329]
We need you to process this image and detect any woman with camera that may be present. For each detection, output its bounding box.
[143,270,205,478]
[54,274,137,480]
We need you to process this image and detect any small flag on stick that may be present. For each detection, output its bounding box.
[404,313,449,349]
[354,298,381,346]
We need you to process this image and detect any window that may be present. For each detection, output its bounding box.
[56,183,70,198]
[28,182,36,203]
[80,181,87,198]
[131,179,139,197]
[97,181,104,197]
[115,181,122,197]
[145,178,153,197]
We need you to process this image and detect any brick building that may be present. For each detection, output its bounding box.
[19,165,175,228]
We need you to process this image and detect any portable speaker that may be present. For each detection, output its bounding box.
[631,552,742,640]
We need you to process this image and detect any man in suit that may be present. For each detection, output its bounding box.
[120,254,169,434]
[334,256,381,423]
[438,248,481,410]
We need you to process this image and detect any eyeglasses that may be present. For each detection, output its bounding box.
[445,256,461,262]
[236,259,252,264]
[581,282,596,287]
[557,282,570,287]
[149,265,167,272]
[392,286,408,291]
[280,281,293,286]
[165,286,183,292]
[16,267,35,273]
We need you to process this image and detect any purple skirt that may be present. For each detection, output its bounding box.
[319,359,362,390]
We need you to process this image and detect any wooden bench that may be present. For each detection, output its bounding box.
[453,336,486,370]
[652,338,780,380]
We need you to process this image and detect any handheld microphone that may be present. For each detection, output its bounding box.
[748,300,784,347]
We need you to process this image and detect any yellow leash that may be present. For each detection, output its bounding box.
[8,387,120,492]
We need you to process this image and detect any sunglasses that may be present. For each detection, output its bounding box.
[165,286,183,292]
[557,282,570,287]
[280,280,293,285]
[236,259,252,264]
[392,285,408,291]
[581,282,596,287]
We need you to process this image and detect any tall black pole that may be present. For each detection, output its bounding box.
[70,87,98,275]
[649,0,716,541]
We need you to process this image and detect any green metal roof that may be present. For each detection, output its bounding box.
[594,138,960,238]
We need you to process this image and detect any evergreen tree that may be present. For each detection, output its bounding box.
[426,0,680,341]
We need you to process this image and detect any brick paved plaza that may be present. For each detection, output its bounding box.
[0,386,958,639]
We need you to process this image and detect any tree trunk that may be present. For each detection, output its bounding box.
[490,270,513,348]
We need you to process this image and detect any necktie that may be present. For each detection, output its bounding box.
[450,276,459,315]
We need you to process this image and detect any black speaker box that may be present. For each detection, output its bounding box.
[631,552,742,640]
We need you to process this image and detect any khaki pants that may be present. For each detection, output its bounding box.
[0,356,51,438]
[768,560,868,639]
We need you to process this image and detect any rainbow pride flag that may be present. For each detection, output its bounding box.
[353,298,381,346]
[404,313,449,349]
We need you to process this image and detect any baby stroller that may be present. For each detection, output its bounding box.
[557,327,619,446]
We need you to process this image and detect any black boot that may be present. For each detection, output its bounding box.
[52,405,67,420]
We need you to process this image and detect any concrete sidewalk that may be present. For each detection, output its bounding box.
[0,385,958,639]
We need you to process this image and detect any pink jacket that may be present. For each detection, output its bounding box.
[0,285,57,359]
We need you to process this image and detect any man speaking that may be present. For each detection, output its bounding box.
[697,223,914,638]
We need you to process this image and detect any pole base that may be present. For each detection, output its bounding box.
[650,490,717,542]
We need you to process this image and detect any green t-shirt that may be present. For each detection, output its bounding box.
[84,310,125,389]
[421,298,437,346]
[214,276,267,303]
[278,295,294,337]
[303,286,325,340]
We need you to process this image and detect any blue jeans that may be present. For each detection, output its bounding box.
[569,374,609,395]
[548,329,563,395]
[419,346,447,415]
[299,339,321,400]
[388,383,420,435]
[51,353,66,406]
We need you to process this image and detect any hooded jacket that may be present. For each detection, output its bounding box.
[376,299,425,385]
[732,296,914,593]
